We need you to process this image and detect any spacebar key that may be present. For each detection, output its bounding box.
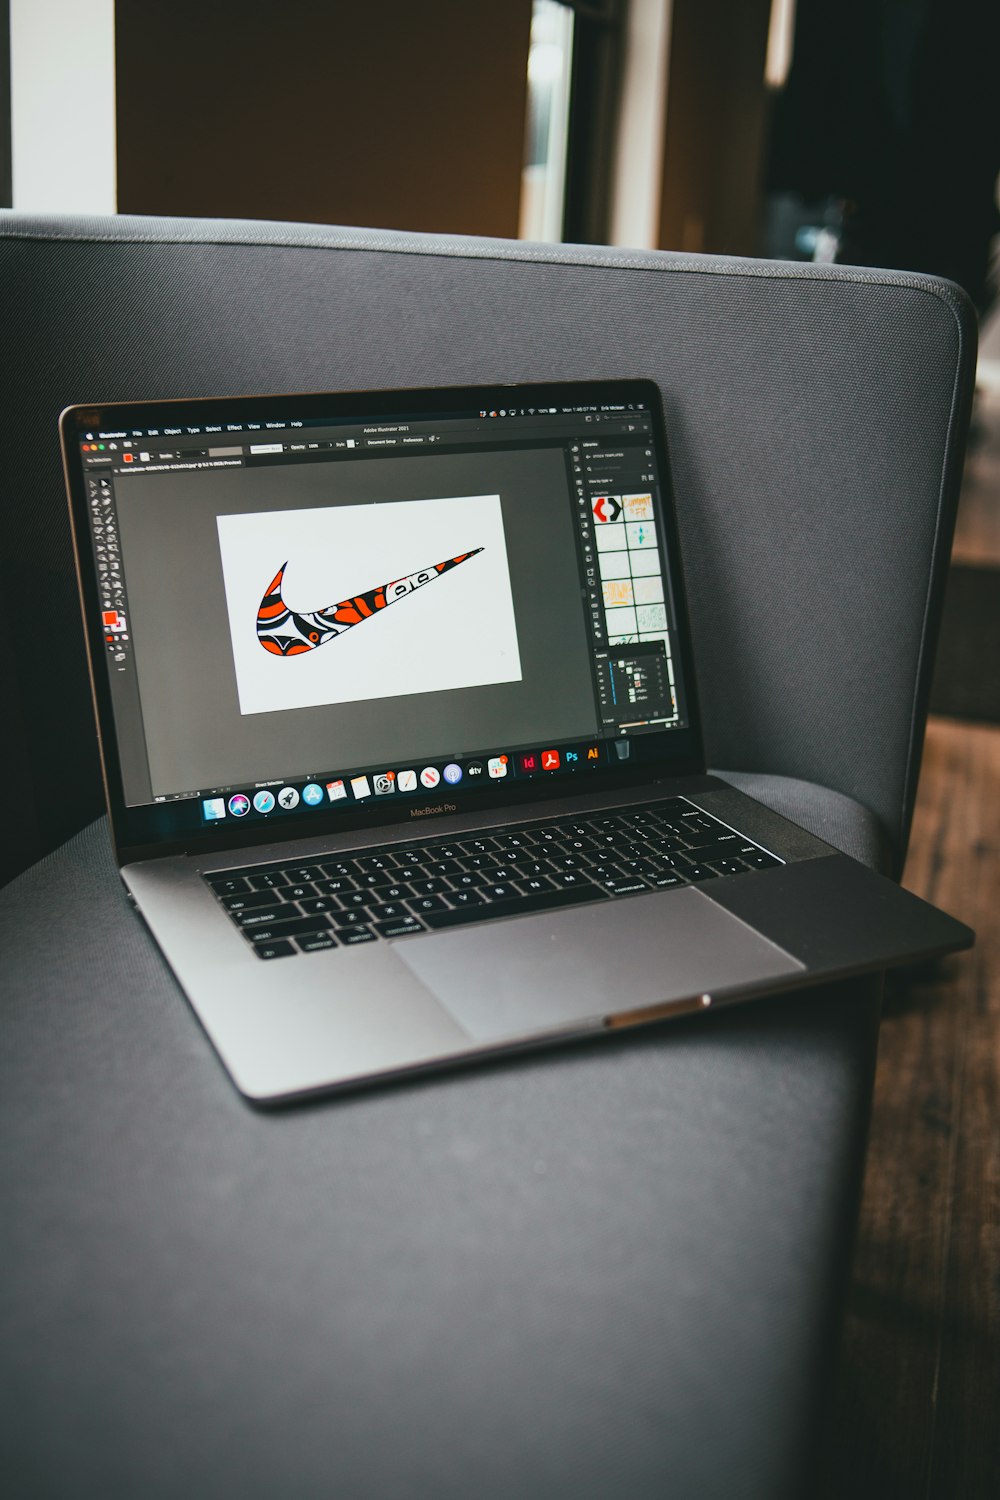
[423,883,607,928]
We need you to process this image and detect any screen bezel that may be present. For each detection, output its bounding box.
[61,379,707,864]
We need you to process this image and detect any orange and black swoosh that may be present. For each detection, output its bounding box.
[255,549,484,656]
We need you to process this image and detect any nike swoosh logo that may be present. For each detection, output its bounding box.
[256,548,484,656]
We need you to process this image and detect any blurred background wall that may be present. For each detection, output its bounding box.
[5,0,996,321]
[114,0,533,238]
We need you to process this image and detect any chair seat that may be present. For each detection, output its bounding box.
[0,783,880,1500]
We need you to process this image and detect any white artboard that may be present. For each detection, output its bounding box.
[217,494,522,716]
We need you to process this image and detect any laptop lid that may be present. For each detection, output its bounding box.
[60,380,706,865]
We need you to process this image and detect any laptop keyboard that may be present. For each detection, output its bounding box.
[204,797,782,958]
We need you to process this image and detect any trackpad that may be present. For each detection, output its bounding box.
[395,888,804,1042]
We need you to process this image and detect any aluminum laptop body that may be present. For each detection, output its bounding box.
[60,380,972,1102]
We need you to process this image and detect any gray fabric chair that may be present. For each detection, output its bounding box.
[0,215,974,1498]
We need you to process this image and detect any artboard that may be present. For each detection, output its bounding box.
[217,493,521,716]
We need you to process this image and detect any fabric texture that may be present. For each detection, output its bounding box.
[0,213,975,882]
[0,782,879,1500]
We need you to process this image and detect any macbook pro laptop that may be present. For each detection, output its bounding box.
[60,380,973,1101]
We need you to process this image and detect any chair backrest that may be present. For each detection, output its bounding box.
[0,213,974,885]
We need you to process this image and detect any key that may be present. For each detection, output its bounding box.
[284,865,325,883]
[298,897,336,914]
[373,916,424,939]
[366,902,409,923]
[645,852,685,871]
[650,798,688,815]
[707,858,749,877]
[645,835,686,854]
[378,883,412,902]
[600,877,651,896]
[296,933,338,953]
[399,848,432,866]
[247,915,331,940]
[615,858,659,878]
[484,883,517,901]
[340,926,376,946]
[461,854,500,871]
[408,895,450,915]
[253,940,295,959]
[449,890,486,908]
[236,906,290,928]
[684,840,740,862]
[222,889,283,912]
[283,883,316,901]
[206,875,249,896]
[679,815,716,835]
[315,876,357,896]
[341,889,379,909]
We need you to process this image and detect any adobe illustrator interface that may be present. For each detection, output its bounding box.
[77,397,689,827]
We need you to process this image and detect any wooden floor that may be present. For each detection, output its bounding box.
[952,388,1000,567]
[821,391,1000,1496]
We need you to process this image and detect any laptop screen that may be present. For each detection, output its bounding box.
[63,380,704,853]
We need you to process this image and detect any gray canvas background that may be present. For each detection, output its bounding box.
[115,447,598,798]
